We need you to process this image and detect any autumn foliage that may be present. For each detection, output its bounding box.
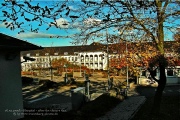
[109,40,179,77]
[51,58,91,75]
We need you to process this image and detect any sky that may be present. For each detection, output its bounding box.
[0,1,78,47]
[0,0,179,47]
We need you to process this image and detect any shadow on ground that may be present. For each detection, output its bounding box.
[131,84,180,120]
[20,76,127,120]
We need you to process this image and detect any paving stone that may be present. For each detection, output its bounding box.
[96,96,146,120]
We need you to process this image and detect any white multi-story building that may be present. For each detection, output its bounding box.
[21,42,112,71]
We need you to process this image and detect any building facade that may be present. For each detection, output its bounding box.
[21,42,112,71]
[21,41,180,79]
[21,51,109,71]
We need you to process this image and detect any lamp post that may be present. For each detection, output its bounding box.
[106,29,112,90]
[49,66,53,81]
[64,64,67,75]
[126,41,129,89]
[124,31,134,89]
[107,43,111,89]
[63,64,68,83]
[78,54,82,77]
[49,56,53,81]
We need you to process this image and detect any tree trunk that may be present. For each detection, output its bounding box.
[151,63,166,114]
[151,1,167,114]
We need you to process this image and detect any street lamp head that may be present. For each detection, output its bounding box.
[63,64,67,68]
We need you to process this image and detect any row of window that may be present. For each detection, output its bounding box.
[26,53,126,58]
[26,52,176,60]
[25,55,106,63]
[142,69,180,77]
[26,52,80,57]
[64,56,78,61]
[23,64,50,68]
[22,62,104,70]
[85,63,103,68]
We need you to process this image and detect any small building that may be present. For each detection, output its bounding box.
[140,66,180,85]
[0,33,43,120]
[164,66,180,84]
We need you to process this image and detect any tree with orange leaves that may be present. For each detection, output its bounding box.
[52,58,91,76]
[51,57,69,75]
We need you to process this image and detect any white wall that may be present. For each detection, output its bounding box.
[0,52,24,120]
[21,51,107,71]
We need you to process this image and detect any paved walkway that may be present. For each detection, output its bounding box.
[24,93,72,111]
[96,96,146,120]
[23,86,104,112]
[24,92,146,120]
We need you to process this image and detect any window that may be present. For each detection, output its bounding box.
[46,58,49,62]
[27,53,30,57]
[36,53,39,56]
[95,57,98,61]
[90,64,93,67]
[85,57,89,62]
[68,57,70,61]
[36,58,39,62]
[74,52,78,55]
[45,53,49,56]
[90,57,93,61]
[54,53,58,55]
[64,52,68,55]
[177,69,180,77]
[75,57,77,61]
[113,51,117,54]
[99,63,102,67]
[167,69,174,76]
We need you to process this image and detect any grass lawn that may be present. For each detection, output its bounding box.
[132,96,180,120]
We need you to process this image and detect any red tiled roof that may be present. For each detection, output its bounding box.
[21,42,106,56]
[21,41,177,56]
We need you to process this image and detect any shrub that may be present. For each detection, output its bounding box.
[41,80,57,88]
[22,77,33,85]
[21,71,33,75]
[66,73,73,77]
[76,93,122,119]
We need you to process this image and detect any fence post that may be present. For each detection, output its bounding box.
[85,75,90,95]
[64,73,68,83]
[108,77,113,90]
